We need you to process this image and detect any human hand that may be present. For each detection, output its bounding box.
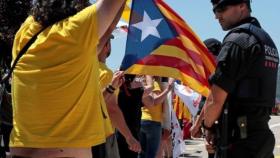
[190,123,202,138]
[126,136,142,153]
[168,78,175,85]
[205,130,216,154]
[205,142,215,154]
[167,78,175,91]
[162,129,171,141]
[204,129,215,145]
[111,71,124,88]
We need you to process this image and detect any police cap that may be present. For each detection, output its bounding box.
[211,0,251,13]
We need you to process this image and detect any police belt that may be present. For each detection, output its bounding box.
[230,116,269,140]
[246,119,269,131]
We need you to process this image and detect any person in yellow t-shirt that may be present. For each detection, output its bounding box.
[10,0,127,157]
[92,38,141,158]
[139,76,173,158]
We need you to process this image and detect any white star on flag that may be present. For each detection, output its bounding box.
[132,11,162,42]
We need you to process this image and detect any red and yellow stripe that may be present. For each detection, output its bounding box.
[173,95,192,120]
[125,64,211,96]
[156,0,216,70]
[125,0,216,97]
[156,0,216,96]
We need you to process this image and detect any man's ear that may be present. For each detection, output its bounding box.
[239,2,247,11]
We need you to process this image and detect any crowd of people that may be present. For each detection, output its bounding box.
[0,0,279,158]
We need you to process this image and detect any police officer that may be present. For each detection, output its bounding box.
[202,0,279,157]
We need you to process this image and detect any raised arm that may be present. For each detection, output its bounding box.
[96,0,126,40]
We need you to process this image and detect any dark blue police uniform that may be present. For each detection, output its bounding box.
[210,17,279,158]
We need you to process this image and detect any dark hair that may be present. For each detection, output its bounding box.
[124,74,136,83]
[0,0,32,68]
[31,0,90,27]
[0,0,32,46]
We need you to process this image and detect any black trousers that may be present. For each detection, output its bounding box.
[116,131,139,158]
[0,123,13,158]
[227,129,275,158]
[91,143,106,158]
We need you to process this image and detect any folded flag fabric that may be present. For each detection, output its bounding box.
[173,95,191,120]
[174,82,201,116]
[171,107,185,158]
[120,0,216,97]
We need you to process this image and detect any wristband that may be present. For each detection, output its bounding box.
[108,84,116,91]
[106,86,114,94]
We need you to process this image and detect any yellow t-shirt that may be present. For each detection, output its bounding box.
[141,81,163,123]
[98,62,114,135]
[10,5,113,148]
[99,62,113,89]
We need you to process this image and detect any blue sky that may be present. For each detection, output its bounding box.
[92,0,280,70]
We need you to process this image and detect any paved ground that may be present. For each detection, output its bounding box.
[270,116,280,158]
[179,115,280,158]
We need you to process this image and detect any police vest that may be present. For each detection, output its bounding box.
[224,23,279,108]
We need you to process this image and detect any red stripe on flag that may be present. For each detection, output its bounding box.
[204,65,212,80]
[164,38,204,66]
[168,21,216,67]
[154,0,216,67]
[136,54,209,86]
[155,0,207,52]
[163,39,214,79]
[155,0,185,22]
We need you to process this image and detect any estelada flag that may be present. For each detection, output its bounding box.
[121,0,132,22]
[120,0,216,97]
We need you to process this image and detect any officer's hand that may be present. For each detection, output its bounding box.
[126,136,142,153]
[205,130,215,145]
[205,142,215,154]
[190,123,202,138]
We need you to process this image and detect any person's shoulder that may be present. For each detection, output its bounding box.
[79,4,96,14]
[14,16,41,43]
[223,30,259,49]
[70,4,96,21]
[17,16,36,30]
